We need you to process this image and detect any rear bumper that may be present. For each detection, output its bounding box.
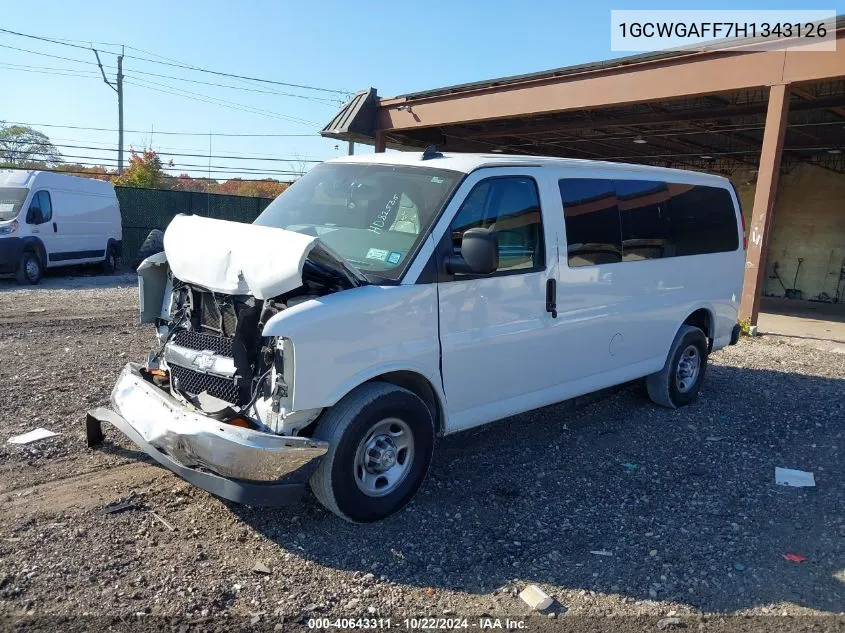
[86,363,329,506]
[730,323,742,345]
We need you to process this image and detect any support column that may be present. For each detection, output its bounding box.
[374,131,386,153]
[739,83,790,327]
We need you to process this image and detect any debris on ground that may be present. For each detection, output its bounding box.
[100,500,140,515]
[252,561,272,575]
[7,428,58,445]
[622,462,638,471]
[657,616,682,629]
[775,467,816,488]
[783,553,806,563]
[149,511,176,532]
[590,550,613,556]
[519,584,553,611]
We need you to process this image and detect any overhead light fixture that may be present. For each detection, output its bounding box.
[827,148,842,155]
[632,136,648,144]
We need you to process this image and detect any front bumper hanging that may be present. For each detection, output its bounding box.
[86,363,329,507]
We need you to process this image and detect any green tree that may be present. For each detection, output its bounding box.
[113,149,173,189]
[0,124,62,166]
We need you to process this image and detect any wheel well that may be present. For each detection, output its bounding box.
[683,309,713,350]
[370,371,443,436]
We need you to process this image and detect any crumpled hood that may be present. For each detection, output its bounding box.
[163,214,356,299]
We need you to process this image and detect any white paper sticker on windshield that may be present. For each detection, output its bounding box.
[365,248,389,261]
[0,203,15,214]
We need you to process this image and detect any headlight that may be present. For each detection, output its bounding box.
[0,220,18,235]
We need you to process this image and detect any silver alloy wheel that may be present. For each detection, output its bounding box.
[675,344,701,393]
[25,256,39,281]
[353,417,414,497]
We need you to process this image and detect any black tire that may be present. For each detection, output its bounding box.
[135,229,164,268]
[101,244,118,274]
[15,250,43,285]
[646,324,708,408]
[309,382,435,523]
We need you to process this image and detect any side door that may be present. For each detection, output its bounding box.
[24,191,60,264]
[435,169,566,431]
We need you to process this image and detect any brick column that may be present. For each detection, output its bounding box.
[739,83,790,326]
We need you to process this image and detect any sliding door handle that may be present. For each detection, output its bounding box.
[545,278,558,318]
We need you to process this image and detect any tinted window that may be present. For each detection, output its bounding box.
[561,178,738,266]
[559,179,621,267]
[27,190,52,224]
[669,186,738,255]
[617,179,670,261]
[451,177,544,272]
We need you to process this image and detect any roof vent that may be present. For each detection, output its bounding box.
[421,145,443,160]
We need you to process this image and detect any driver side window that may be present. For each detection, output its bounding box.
[450,176,544,273]
[27,191,52,224]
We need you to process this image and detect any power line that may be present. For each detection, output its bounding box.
[0,27,350,95]
[3,121,320,137]
[1,138,325,163]
[0,164,294,184]
[124,78,319,127]
[20,154,308,176]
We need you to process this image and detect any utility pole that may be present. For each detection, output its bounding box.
[117,48,124,174]
[93,47,125,173]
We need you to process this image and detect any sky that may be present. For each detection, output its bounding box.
[2,0,841,181]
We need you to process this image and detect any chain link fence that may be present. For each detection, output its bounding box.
[115,187,274,264]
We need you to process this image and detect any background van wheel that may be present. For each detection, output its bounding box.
[101,244,119,274]
[309,382,435,523]
[15,250,43,285]
[646,324,708,408]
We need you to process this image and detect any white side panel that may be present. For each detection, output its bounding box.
[262,285,444,416]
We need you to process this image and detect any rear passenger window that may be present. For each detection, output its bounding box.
[559,179,622,267]
[451,177,544,273]
[668,186,738,255]
[560,178,738,266]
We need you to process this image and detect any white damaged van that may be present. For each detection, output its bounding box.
[86,151,744,522]
[0,170,122,284]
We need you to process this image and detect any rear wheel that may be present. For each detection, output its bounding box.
[309,382,435,523]
[101,244,118,274]
[15,250,43,285]
[646,325,708,408]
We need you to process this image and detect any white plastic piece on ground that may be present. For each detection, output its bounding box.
[775,467,816,487]
[8,428,58,444]
[590,550,614,556]
[519,584,553,611]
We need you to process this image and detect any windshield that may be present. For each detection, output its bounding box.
[0,188,28,222]
[254,162,462,280]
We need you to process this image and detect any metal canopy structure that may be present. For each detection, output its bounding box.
[322,22,845,324]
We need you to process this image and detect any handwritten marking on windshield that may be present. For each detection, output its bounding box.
[368,194,400,235]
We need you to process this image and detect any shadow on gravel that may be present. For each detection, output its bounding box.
[0,268,136,292]
[231,364,844,614]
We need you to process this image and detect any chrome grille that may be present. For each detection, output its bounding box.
[170,364,240,404]
[173,329,233,357]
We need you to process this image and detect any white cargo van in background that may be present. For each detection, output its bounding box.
[0,170,122,284]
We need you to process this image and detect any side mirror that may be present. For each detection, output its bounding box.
[447,228,499,275]
[27,207,44,225]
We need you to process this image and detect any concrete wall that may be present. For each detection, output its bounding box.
[734,163,845,302]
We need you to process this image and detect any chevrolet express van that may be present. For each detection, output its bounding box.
[87,152,744,522]
[0,170,122,284]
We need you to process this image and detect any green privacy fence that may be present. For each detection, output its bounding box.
[115,187,274,263]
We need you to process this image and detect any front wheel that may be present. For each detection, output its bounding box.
[646,325,708,408]
[15,250,43,285]
[309,382,435,523]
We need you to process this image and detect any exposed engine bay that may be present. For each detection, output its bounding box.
[144,256,358,437]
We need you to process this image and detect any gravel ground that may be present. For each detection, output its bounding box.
[0,276,843,630]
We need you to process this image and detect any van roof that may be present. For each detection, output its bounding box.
[0,170,116,194]
[328,152,732,186]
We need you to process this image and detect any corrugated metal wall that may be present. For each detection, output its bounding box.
[115,187,273,262]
